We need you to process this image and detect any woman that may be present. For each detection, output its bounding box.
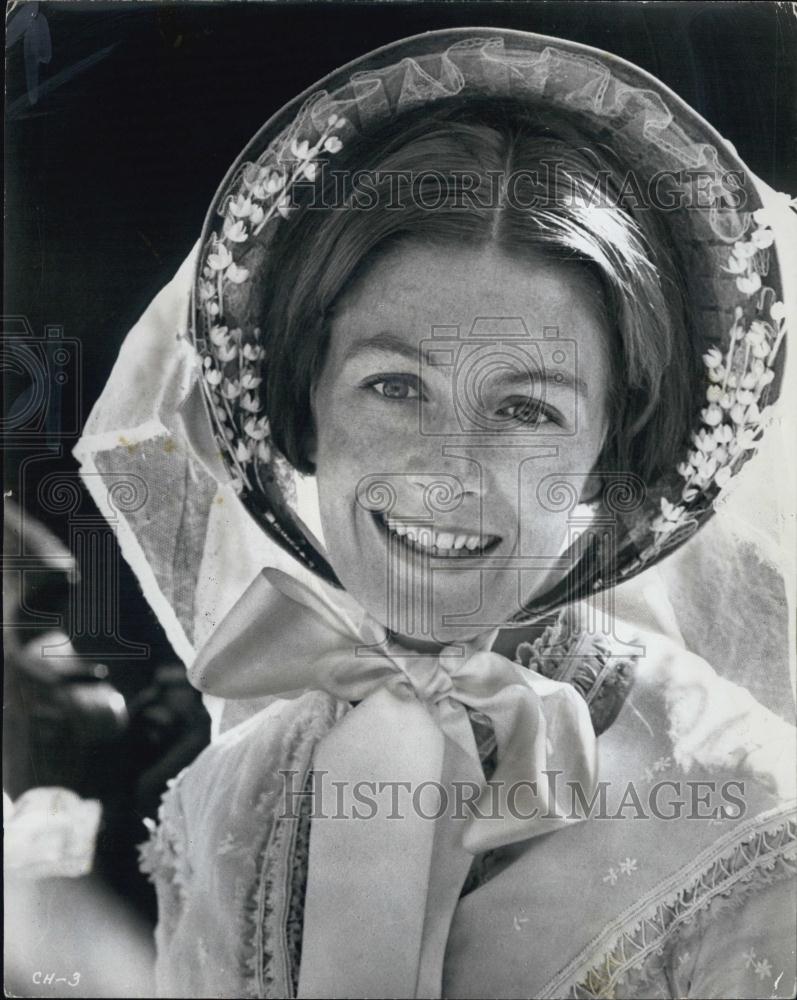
[75,29,795,998]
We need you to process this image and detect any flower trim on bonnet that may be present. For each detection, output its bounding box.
[649,201,792,549]
[198,113,347,496]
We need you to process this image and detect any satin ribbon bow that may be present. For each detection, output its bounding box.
[190,567,597,999]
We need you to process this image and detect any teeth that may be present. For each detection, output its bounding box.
[383,516,491,554]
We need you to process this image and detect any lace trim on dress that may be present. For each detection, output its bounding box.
[539,807,797,1000]
[249,694,341,999]
[137,772,193,937]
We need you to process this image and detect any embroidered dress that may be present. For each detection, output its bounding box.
[75,28,797,1000]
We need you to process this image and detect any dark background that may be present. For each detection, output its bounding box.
[4,0,797,927]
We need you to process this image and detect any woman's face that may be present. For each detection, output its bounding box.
[311,240,612,648]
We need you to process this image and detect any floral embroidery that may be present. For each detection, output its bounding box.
[196,115,347,500]
[602,858,639,887]
[650,214,788,552]
[743,947,758,969]
[754,958,774,980]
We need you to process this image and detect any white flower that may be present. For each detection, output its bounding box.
[757,368,775,388]
[209,325,229,346]
[732,239,758,260]
[753,958,772,980]
[702,347,723,369]
[694,455,718,483]
[735,388,756,407]
[751,339,770,360]
[207,244,233,271]
[714,424,734,444]
[242,344,263,362]
[736,427,759,450]
[746,401,762,424]
[677,461,693,479]
[240,391,261,413]
[223,219,248,243]
[750,226,775,249]
[276,196,292,219]
[225,263,250,284]
[241,372,262,390]
[300,160,318,182]
[290,138,312,160]
[730,403,746,424]
[229,194,253,218]
[265,171,286,195]
[719,392,733,410]
[323,135,343,154]
[204,367,222,387]
[724,254,747,275]
[244,416,267,440]
[713,446,729,466]
[701,405,723,427]
[746,321,770,346]
[256,440,272,463]
[736,272,762,295]
[216,342,237,363]
[770,300,786,322]
[740,371,758,390]
[249,204,265,226]
[692,428,716,454]
[707,364,726,384]
[706,384,723,403]
[235,440,253,463]
[714,466,732,489]
[221,379,240,400]
[660,498,684,522]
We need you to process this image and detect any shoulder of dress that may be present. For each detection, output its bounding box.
[541,803,797,1000]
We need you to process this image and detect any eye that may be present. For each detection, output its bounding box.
[496,397,559,427]
[362,374,421,401]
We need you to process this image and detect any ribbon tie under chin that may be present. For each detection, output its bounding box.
[189,567,598,998]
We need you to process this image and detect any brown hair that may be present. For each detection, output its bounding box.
[253,97,699,483]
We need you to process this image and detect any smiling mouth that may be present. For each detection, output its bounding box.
[371,511,501,558]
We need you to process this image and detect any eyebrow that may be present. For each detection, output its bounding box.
[342,331,589,397]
